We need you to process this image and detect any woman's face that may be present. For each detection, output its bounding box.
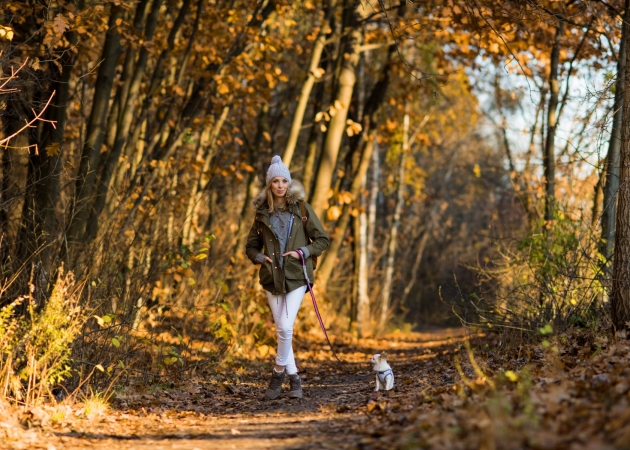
[270,177,290,198]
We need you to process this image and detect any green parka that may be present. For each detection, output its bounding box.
[246,181,330,295]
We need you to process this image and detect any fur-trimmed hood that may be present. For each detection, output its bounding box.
[252,180,306,210]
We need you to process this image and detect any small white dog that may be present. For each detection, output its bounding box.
[370,352,395,391]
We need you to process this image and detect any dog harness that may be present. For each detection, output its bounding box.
[377,368,394,383]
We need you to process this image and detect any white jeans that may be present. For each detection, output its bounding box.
[266,286,307,375]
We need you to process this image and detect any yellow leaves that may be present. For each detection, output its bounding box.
[45,142,60,157]
[164,356,178,365]
[314,111,330,122]
[217,83,230,95]
[313,67,326,79]
[256,344,270,357]
[93,314,112,327]
[264,72,276,88]
[346,119,362,137]
[327,205,342,221]
[473,164,481,178]
[504,370,518,382]
[0,25,14,41]
[339,191,353,204]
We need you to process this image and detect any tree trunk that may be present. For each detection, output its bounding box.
[66,5,124,253]
[309,2,363,218]
[317,133,376,291]
[543,21,565,223]
[611,0,630,331]
[182,105,230,246]
[367,140,379,267]
[23,39,77,273]
[355,172,370,336]
[87,0,164,241]
[380,113,408,330]
[234,105,267,255]
[601,2,628,268]
[592,169,605,230]
[283,0,337,167]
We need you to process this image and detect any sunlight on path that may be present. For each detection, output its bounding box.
[32,328,468,450]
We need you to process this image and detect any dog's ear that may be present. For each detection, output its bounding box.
[381,351,388,360]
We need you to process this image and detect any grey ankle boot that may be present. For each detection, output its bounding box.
[288,373,303,398]
[265,368,285,399]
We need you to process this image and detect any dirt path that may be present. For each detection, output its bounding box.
[10,328,469,450]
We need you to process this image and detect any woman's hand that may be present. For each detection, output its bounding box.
[282,251,300,260]
[264,256,273,263]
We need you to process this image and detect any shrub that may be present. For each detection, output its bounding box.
[0,268,83,405]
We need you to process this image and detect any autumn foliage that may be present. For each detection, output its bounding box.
[0,3,630,447]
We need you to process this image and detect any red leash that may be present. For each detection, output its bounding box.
[296,249,355,374]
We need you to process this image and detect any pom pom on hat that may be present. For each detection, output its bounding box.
[266,155,292,185]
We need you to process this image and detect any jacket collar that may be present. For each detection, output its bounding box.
[253,180,306,214]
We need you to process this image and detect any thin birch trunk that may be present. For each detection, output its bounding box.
[380,113,408,329]
[367,140,379,267]
[355,173,369,336]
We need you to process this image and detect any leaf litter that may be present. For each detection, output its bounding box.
[2,325,629,449]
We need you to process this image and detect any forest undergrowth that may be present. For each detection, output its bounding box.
[1,318,628,450]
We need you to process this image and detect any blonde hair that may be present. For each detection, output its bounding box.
[265,183,288,214]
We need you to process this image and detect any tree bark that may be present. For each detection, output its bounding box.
[611,0,630,331]
[309,1,363,218]
[601,2,628,268]
[66,5,124,253]
[543,21,565,223]
[283,0,337,167]
[367,140,380,267]
[87,0,164,242]
[234,104,267,254]
[317,134,376,292]
[182,105,230,246]
[380,113,408,330]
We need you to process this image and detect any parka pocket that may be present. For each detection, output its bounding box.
[284,255,312,281]
[259,261,274,285]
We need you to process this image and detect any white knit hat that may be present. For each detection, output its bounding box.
[266,155,292,185]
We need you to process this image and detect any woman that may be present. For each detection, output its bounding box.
[246,155,329,399]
